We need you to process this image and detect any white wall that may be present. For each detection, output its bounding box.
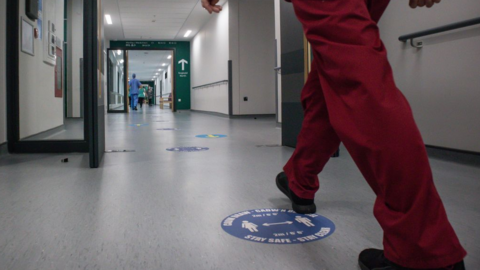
[230,0,276,115]
[155,76,161,104]
[67,0,83,117]
[191,2,230,114]
[164,65,172,95]
[18,0,65,139]
[0,0,6,144]
[379,1,480,152]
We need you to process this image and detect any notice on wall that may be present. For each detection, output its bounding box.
[37,0,43,40]
[55,47,63,98]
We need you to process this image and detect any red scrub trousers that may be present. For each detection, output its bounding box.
[283,0,466,268]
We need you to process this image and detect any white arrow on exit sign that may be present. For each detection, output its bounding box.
[178,59,188,71]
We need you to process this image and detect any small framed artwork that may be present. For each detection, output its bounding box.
[49,32,56,45]
[21,17,35,56]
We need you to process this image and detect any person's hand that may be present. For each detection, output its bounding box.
[202,0,223,14]
[409,0,441,8]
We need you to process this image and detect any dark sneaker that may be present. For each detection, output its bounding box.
[275,172,316,214]
[358,249,466,270]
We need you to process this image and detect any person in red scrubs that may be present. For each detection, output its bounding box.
[202,0,466,269]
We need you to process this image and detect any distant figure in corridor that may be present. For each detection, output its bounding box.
[138,86,146,109]
[129,74,141,111]
[202,0,466,270]
[148,87,154,106]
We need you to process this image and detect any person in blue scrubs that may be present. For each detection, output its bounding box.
[129,74,141,111]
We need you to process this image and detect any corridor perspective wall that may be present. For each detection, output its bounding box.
[379,1,480,152]
[67,0,83,118]
[230,0,276,115]
[191,2,230,114]
[18,0,65,139]
[0,0,6,145]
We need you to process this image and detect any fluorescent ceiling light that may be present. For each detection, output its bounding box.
[158,69,162,71]
[105,14,113,25]
[167,55,172,59]
[155,73,159,75]
[184,30,192,38]
[162,64,166,66]
[117,50,122,55]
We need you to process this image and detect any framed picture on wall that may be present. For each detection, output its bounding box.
[21,17,35,56]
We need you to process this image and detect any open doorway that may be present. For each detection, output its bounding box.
[127,50,175,112]
[107,49,175,113]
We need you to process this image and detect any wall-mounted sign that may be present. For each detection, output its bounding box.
[37,0,43,40]
[55,47,63,98]
[21,18,35,56]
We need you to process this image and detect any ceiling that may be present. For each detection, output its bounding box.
[127,50,173,82]
[103,0,227,41]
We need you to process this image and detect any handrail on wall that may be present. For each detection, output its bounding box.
[192,80,229,90]
[399,17,480,48]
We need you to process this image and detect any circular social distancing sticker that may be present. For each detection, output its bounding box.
[196,134,227,138]
[166,147,209,152]
[221,209,335,244]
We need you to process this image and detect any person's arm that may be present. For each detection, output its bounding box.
[409,0,441,8]
[201,0,222,14]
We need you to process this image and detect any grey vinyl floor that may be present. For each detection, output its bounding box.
[0,106,479,270]
[23,118,85,141]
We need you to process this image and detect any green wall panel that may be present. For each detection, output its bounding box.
[110,41,191,110]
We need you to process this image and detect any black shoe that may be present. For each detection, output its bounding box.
[275,172,316,214]
[358,249,466,270]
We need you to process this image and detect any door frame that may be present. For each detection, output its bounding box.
[106,48,128,113]
[6,0,95,153]
[107,47,177,113]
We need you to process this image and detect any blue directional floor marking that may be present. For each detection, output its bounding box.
[157,128,179,131]
[196,134,227,138]
[166,147,209,152]
[128,123,149,127]
[221,209,335,244]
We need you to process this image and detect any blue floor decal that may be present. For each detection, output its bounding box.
[157,128,179,131]
[166,147,209,152]
[221,209,335,244]
[129,124,149,127]
[196,134,227,138]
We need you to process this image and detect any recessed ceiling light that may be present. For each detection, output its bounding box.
[167,55,172,59]
[162,64,166,66]
[105,14,113,25]
[117,50,122,55]
[184,30,192,38]
[158,69,162,71]
[120,59,124,63]
[155,73,159,75]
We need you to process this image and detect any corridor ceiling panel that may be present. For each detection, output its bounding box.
[103,0,226,41]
